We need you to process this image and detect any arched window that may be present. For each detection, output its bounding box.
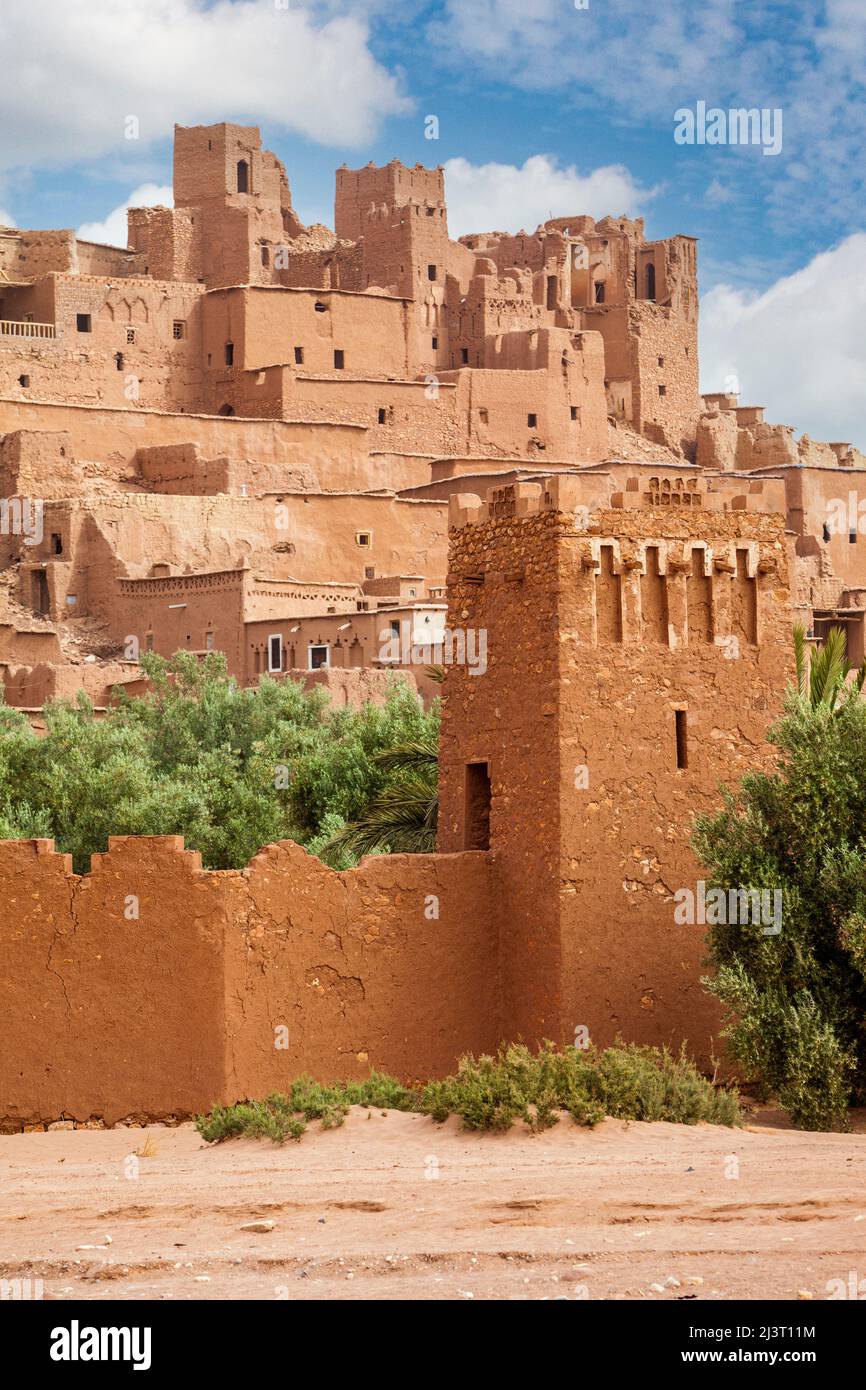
[218,403,235,417]
[237,160,249,194]
[646,263,656,301]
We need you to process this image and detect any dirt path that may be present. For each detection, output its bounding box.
[2,1108,865,1301]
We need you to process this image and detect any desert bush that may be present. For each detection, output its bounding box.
[195,1042,739,1144]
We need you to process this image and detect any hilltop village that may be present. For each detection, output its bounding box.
[1,120,864,714]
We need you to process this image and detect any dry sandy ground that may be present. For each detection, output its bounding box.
[2,1107,865,1302]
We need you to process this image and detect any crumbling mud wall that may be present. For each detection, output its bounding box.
[0,836,497,1128]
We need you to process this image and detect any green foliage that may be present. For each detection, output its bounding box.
[793,622,866,711]
[317,736,439,865]
[418,1041,739,1132]
[196,1072,415,1144]
[0,652,438,872]
[695,637,866,1130]
[195,1042,739,1144]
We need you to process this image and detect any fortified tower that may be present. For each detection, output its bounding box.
[437,476,793,1060]
[128,123,301,288]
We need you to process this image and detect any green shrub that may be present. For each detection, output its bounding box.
[195,1043,739,1144]
[694,641,866,1130]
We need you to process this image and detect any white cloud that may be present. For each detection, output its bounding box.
[0,208,15,227]
[0,0,411,171]
[443,154,653,238]
[700,234,866,450]
[704,179,735,206]
[431,1,866,233]
[78,183,173,248]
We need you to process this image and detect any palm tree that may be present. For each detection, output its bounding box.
[320,737,439,862]
[793,623,866,712]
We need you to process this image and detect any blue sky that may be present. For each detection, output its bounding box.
[1,0,864,445]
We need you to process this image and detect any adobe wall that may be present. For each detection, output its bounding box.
[0,836,497,1126]
[0,398,369,491]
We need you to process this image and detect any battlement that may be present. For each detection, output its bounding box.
[335,160,446,241]
[447,471,788,531]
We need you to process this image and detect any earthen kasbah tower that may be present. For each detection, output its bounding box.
[0,124,864,1123]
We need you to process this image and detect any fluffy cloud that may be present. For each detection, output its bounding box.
[700,234,866,450]
[431,1,866,234]
[443,154,653,238]
[78,183,173,249]
[0,0,410,171]
[0,208,15,227]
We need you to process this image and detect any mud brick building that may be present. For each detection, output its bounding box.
[0,122,863,1121]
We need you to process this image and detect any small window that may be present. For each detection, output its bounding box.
[408,587,416,598]
[334,349,344,369]
[527,413,537,428]
[76,313,91,333]
[570,406,578,420]
[294,346,304,365]
[427,264,437,281]
[460,347,469,364]
[657,355,665,367]
[146,632,154,652]
[268,634,283,672]
[51,533,62,555]
[356,531,372,548]
[126,327,136,345]
[646,263,656,300]
[260,245,269,267]
[309,644,329,670]
[115,352,123,371]
[172,320,186,340]
[377,407,386,424]
[464,762,491,850]
[237,159,249,194]
[225,341,234,366]
[18,374,30,388]
[479,408,488,424]
[206,631,215,651]
[822,522,831,543]
[658,384,666,397]
[850,529,857,545]
[675,710,688,769]
[432,336,438,349]
[207,352,212,367]
[314,300,327,313]
[594,282,605,304]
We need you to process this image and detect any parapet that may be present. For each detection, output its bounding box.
[448,470,788,531]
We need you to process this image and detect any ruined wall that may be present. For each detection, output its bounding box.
[0,836,496,1126]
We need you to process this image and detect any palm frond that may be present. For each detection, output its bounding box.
[322,776,438,860]
[371,738,439,777]
[809,626,848,709]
